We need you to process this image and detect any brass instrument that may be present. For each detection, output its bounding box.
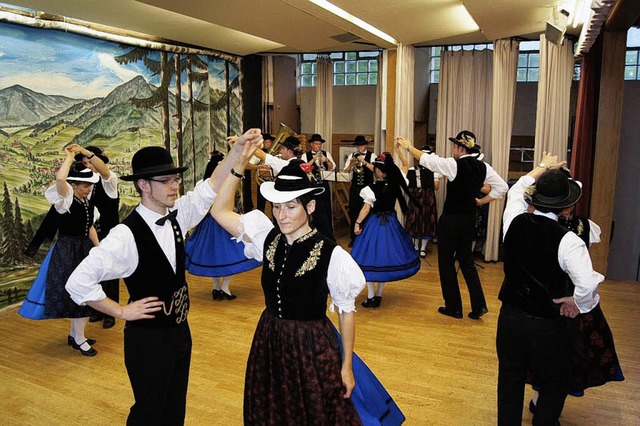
[256,123,297,184]
[313,150,325,183]
[353,152,365,174]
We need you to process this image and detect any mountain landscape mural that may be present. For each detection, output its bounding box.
[0,21,242,308]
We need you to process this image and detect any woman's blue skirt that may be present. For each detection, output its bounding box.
[351,212,420,282]
[334,325,405,425]
[19,244,55,320]
[185,215,261,277]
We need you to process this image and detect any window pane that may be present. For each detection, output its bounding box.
[301,63,312,74]
[625,50,638,65]
[369,73,378,85]
[520,41,540,51]
[346,73,356,85]
[302,54,317,61]
[528,68,539,82]
[312,75,317,86]
[357,60,368,72]
[359,51,379,58]
[518,54,528,67]
[346,52,357,60]
[528,53,540,68]
[624,65,637,80]
[346,61,357,73]
[433,46,442,56]
[334,74,345,85]
[311,63,317,74]
[434,57,441,69]
[330,52,343,59]
[573,65,581,81]
[432,70,440,84]
[356,73,368,85]
[517,69,527,81]
[302,75,312,86]
[369,60,378,71]
[334,61,345,73]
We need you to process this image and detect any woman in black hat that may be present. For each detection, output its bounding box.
[20,144,100,356]
[211,143,405,425]
[350,152,421,308]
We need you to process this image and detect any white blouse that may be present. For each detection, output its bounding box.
[236,210,366,314]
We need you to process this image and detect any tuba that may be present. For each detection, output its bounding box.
[256,123,297,184]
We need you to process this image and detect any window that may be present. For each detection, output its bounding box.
[429,44,493,84]
[299,51,380,87]
[624,28,640,80]
[517,41,540,82]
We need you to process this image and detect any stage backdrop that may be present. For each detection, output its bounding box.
[0,22,242,308]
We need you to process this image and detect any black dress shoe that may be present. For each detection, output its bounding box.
[373,296,382,307]
[468,307,489,320]
[89,313,103,323]
[437,306,463,319]
[212,290,222,301]
[220,291,237,300]
[68,335,96,346]
[71,339,98,357]
[361,297,378,308]
[103,317,116,329]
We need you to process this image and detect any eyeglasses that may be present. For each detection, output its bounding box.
[148,176,182,185]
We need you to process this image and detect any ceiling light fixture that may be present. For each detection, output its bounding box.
[306,0,398,45]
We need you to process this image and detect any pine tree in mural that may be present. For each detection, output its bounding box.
[14,198,26,264]
[115,47,172,150]
[186,54,210,184]
[0,182,20,265]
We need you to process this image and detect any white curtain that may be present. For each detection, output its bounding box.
[434,49,493,219]
[262,56,273,133]
[314,56,333,151]
[375,53,384,154]
[395,43,415,149]
[534,34,575,164]
[485,39,519,261]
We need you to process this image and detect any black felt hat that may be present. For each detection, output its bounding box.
[67,161,99,183]
[308,133,325,143]
[75,146,109,164]
[281,136,302,153]
[449,130,481,153]
[525,169,582,210]
[121,146,188,181]
[353,135,369,146]
[260,159,324,203]
[262,133,275,141]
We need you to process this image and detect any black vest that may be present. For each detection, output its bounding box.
[559,215,590,246]
[58,197,95,237]
[499,213,570,318]
[351,151,374,187]
[122,210,189,328]
[92,180,119,239]
[370,181,397,213]
[443,157,486,215]
[261,228,336,320]
[407,167,435,190]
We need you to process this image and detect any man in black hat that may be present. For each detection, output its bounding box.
[66,129,263,425]
[74,145,121,329]
[497,152,602,426]
[302,133,336,240]
[397,131,508,320]
[252,135,302,175]
[343,135,376,247]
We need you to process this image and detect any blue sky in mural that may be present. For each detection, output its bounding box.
[0,22,229,99]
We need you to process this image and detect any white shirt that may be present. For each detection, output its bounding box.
[343,151,376,177]
[419,152,508,200]
[264,154,292,176]
[66,179,217,305]
[503,175,603,313]
[235,210,366,314]
[305,150,336,171]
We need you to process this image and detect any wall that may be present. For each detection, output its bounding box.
[300,85,377,134]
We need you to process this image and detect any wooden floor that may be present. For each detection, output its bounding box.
[1,241,638,425]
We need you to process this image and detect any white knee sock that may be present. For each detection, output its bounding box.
[375,283,386,297]
[367,282,375,299]
[213,277,221,291]
[220,276,232,294]
[72,317,89,345]
[421,239,428,251]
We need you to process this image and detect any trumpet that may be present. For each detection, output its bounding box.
[353,152,365,174]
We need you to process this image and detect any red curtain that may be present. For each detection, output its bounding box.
[570,35,603,217]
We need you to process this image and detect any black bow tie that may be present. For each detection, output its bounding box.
[155,209,178,226]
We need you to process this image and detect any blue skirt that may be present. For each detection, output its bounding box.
[19,244,56,320]
[334,325,405,425]
[351,212,420,282]
[185,215,261,277]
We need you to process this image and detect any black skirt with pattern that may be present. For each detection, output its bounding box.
[244,310,362,425]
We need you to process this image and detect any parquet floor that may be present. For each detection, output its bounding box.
[1,240,638,425]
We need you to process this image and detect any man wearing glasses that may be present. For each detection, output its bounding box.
[66,131,262,425]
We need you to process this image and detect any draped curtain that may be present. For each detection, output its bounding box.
[395,43,415,151]
[375,51,388,155]
[485,39,519,261]
[534,34,575,164]
[570,35,603,217]
[315,56,333,151]
[434,49,493,220]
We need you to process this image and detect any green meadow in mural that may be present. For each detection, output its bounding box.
[0,22,242,308]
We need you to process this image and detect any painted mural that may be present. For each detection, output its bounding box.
[0,22,243,308]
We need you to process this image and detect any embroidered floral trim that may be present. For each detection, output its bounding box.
[295,239,324,277]
[576,218,584,236]
[265,233,280,271]
[294,228,317,244]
